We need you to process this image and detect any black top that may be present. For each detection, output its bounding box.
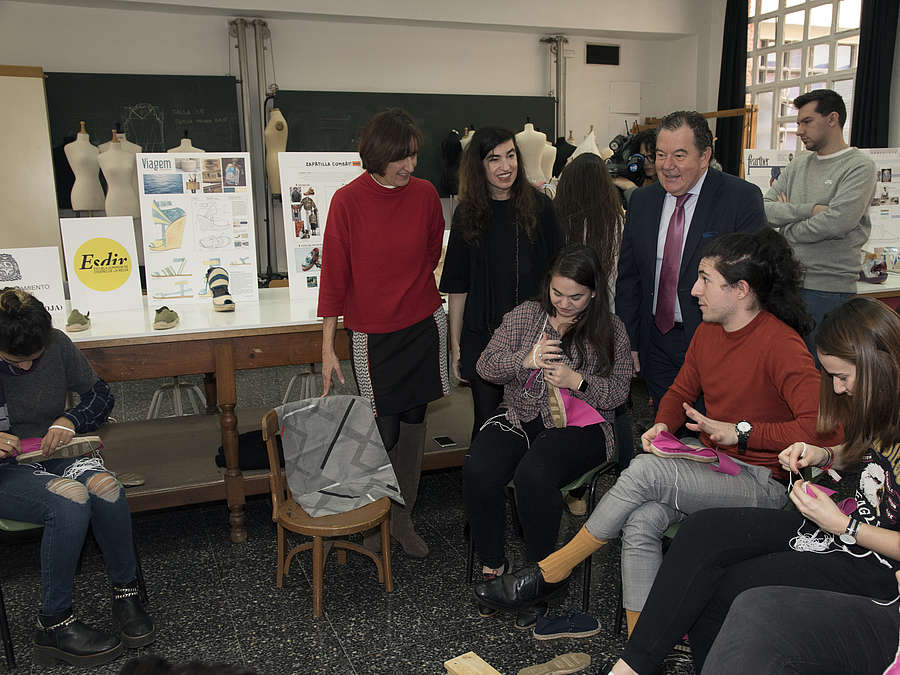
[439,193,563,379]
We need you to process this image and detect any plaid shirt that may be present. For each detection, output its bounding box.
[476,300,633,459]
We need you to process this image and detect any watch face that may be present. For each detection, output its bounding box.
[839,533,857,545]
[737,421,752,433]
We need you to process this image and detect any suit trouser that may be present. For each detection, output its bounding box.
[642,322,691,408]
[583,453,786,611]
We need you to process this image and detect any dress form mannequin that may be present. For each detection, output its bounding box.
[264,108,288,195]
[460,127,475,152]
[98,132,141,218]
[569,126,602,163]
[64,121,105,211]
[540,142,557,184]
[99,130,141,155]
[167,132,204,153]
[515,123,548,185]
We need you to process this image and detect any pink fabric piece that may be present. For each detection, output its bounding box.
[654,193,690,334]
[836,497,859,516]
[804,483,836,498]
[651,430,741,476]
[558,387,606,427]
[18,438,42,455]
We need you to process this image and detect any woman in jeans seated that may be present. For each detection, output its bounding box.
[0,289,154,667]
[464,244,632,627]
[599,296,900,674]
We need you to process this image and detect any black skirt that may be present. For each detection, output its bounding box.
[350,308,450,417]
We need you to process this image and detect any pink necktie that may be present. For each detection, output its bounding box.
[655,193,691,334]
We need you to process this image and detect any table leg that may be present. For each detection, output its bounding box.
[215,342,246,543]
[203,372,218,414]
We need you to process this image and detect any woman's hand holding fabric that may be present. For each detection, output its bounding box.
[522,335,562,370]
[40,417,75,453]
[778,441,826,475]
[0,432,20,459]
[542,361,580,390]
[789,480,849,535]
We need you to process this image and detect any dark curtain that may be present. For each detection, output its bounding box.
[714,0,749,176]
[850,0,899,148]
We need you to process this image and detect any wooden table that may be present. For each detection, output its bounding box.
[857,272,900,311]
[70,288,348,543]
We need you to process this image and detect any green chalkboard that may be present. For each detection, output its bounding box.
[45,73,241,209]
[274,90,556,197]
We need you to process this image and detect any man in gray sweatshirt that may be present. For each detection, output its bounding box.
[763,89,876,354]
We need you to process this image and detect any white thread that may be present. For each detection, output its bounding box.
[871,594,900,607]
[789,528,834,552]
[672,462,680,512]
[480,412,530,449]
[62,457,106,480]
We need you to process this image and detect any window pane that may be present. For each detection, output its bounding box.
[808,82,827,91]
[758,52,777,83]
[784,10,805,44]
[748,0,756,17]
[786,0,805,6]
[756,91,774,149]
[807,44,830,76]
[808,3,833,39]
[747,22,755,52]
[758,17,777,49]
[833,78,854,143]
[782,49,802,80]
[780,86,801,116]
[760,0,778,13]
[778,122,798,151]
[835,34,859,70]
[838,0,861,30]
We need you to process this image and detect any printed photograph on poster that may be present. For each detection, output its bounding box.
[60,216,143,313]
[861,148,900,249]
[0,247,67,326]
[137,153,259,305]
[743,149,797,195]
[278,152,364,304]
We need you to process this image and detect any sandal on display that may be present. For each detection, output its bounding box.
[152,281,193,300]
[206,266,235,312]
[148,203,186,251]
[151,257,188,277]
[65,309,91,333]
[152,306,179,330]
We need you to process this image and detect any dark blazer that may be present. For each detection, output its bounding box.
[615,168,766,361]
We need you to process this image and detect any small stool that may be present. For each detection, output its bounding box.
[282,364,320,404]
[147,376,207,418]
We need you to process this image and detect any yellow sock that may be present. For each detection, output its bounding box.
[625,609,641,637]
[538,525,606,583]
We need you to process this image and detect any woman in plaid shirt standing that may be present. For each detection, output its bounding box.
[464,244,633,626]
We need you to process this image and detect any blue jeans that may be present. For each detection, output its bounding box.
[802,289,855,360]
[0,458,136,615]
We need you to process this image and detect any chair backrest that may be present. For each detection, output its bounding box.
[261,410,288,519]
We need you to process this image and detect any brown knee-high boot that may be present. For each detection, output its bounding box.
[388,421,429,558]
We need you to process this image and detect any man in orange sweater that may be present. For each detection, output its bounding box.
[475,229,842,634]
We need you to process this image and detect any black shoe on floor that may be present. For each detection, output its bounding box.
[474,564,569,612]
[476,560,507,618]
[112,584,156,648]
[514,601,548,630]
[33,612,124,667]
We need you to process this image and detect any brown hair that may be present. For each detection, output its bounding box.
[815,297,900,463]
[358,108,424,175]
[0,287,52,356]
[455,126,537,244]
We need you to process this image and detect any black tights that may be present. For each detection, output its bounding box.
[375,404,427,451]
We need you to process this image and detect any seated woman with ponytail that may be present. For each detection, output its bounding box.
[475,228,841,636]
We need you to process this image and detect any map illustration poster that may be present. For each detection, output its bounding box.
[137,152,259,305]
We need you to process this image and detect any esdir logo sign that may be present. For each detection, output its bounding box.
[74,238,132,291]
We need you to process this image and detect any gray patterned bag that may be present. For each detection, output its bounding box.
[276,395,404,517]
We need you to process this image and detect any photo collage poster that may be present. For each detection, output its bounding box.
[277,153,364,304]
[0,247,67,326]
[744,148,900,259]
[137,152,259,306]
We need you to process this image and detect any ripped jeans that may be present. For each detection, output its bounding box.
[0,457,136,615]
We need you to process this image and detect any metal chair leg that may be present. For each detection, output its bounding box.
[0,581,15,670]
[133,538,148,604]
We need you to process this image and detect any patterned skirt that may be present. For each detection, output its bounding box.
[350,307,450,417]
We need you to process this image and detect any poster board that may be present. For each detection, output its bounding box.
[0,247,66,327]
[277,153,364,304]
[60,216,143,313]
[137,152,259,305]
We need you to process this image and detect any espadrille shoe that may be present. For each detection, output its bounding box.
[206,266,235,312]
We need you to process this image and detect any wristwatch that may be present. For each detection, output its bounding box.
[577,378,588,393]
[735,420,753,453]
[839,516,861,545]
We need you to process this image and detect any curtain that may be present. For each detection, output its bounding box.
[850,0,899,148]
[714,0,749,176]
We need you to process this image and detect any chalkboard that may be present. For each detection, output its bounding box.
[275,90,556,197]
[45,73,241,209]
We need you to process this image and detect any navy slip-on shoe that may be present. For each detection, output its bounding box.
[533,612,602,640]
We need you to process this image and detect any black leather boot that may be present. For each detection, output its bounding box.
[112,583,156,648]
[33,611,124,667]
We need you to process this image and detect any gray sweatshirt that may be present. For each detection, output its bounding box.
[764,148,876,293]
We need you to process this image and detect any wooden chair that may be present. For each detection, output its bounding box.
[260,410,393,617]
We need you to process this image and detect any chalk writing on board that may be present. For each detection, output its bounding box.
[123,103,165,151]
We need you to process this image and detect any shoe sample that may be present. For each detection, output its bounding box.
[152,306,179,330]
[533,612,602,640]
[112,583,156,648]
[473,564,569,612]
[116,471,146,487]
[148,203,186,251]
[517,652,591,675]
[515,601,547,630]
[16,435,102,463]
[301,247,320,272]
[547,384,566,428]
[65,309,91,333]
[648,431,741,476]
[33,612,124,667]
[564,492,587,516]
[206,266,235,312]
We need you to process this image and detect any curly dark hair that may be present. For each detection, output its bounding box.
[0,288,52,356]
[554,153,624,280]
[455,127,537,244]
[815,297,900,464]
[538,244,615,375]
[700,228,813,337]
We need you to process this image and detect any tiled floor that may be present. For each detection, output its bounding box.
[0,377,696,674]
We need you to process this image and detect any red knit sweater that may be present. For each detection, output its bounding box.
[317,172,444,333]
[655,310,841,480]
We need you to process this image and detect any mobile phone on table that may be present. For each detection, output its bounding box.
[433,436,457,448]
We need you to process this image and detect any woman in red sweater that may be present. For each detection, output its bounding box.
[318,108,449,558]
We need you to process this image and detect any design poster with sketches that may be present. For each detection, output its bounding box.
[137,152,259,305]
[744,148,900,253]
[278,153,364,303]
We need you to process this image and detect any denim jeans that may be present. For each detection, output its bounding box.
[802,289,855,360]
[0,458,136,615]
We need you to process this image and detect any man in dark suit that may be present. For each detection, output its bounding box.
[616,111,766,407]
